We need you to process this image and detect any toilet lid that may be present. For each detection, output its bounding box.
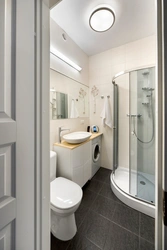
[50,177,83,209]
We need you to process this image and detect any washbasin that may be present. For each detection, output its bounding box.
[62,131,92,144]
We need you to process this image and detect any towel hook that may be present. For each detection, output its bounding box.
[101,95,110,99]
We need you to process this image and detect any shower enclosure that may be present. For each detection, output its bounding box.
[110,66,155,217]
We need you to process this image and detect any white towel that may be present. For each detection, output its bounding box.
[100,97,112,128]
[70,99,79,118]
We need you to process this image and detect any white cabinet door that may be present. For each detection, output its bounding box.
[72,146,84,167]
[72,142,91,187]
[73,165,84,187]
[83,142,91,185]
[55,142,91,187]
[72,146,84,186]
[0,0,16,248]
[83,160,91,185]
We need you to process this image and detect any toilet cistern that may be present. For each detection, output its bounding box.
[58,126,70,143]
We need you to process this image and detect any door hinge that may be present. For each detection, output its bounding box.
[163,190,167,226]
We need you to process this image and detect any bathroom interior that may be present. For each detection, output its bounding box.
[49,0,156,249]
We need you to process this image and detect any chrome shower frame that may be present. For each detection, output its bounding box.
[111,65,155,218]
[112,65,155,173]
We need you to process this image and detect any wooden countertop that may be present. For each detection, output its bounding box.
[53,132,103,149]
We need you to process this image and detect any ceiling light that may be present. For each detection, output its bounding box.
[89,7,115,32]
[50,48,82,72]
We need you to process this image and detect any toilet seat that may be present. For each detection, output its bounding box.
[50,177,83,210]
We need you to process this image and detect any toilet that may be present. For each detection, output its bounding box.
[50,151,83,241]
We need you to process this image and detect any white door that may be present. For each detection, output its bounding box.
[0,0,50,249]
[0,0,17,248]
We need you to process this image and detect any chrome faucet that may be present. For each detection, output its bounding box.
[58,126,70,143]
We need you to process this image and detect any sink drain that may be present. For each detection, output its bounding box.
[140,181,146,185]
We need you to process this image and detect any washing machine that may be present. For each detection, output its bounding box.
[91,136,102,177]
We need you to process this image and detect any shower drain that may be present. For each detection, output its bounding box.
[140,181,146,185]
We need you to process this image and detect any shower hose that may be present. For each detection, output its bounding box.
[132,96,154,144]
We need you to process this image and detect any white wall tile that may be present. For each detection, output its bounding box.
[50,18,89,85]
[89,35,156,171]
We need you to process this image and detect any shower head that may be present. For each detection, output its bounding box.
[142,71,149,75]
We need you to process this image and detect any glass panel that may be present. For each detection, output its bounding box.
[129,67,155,204]
[129,70,138,196]
[113,73,130,194]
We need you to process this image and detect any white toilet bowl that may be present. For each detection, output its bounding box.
[50,151,83,241]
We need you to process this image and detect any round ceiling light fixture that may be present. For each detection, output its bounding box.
[89,6,115,32]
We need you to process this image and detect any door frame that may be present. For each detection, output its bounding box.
[156,0,167,249]
[15,0,50,249]
[14,0,167,249]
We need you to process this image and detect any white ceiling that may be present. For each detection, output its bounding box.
[50,0,156,56]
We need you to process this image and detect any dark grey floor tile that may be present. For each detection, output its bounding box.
[90,194,116,221]
[139,238,154,250]
[112,203,139,235]
[51,168,156,250]
[51,233,70,250]
[140,213,155,243]
[86,179,104,193]
[104,222,139,250]
[99,183,122,203]
[92,167,112,183]
[81,188,97,208]
[75,203,88,229]
[67,232,101,250]
[79,210,110,249]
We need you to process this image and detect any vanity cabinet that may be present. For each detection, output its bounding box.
[54,141,91,187]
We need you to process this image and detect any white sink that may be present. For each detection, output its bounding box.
[62,131,92,144]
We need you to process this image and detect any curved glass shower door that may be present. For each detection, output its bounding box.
[112,66,155,205]
[129,67,155,204]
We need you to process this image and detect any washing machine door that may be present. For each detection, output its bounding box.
[93,143,100,163]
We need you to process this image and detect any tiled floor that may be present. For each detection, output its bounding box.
[51,168,155,250]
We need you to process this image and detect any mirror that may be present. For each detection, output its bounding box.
[50,69,89,119]
[50,91,68,119]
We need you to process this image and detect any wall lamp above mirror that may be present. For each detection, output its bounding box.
[50,48,82,72]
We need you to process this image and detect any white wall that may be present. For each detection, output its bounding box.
[50,18,89,85]
[89,35,156,170]
[49,0,62,9]
[50,19,89,149]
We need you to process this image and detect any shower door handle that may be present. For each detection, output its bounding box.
[127,114,142,118]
